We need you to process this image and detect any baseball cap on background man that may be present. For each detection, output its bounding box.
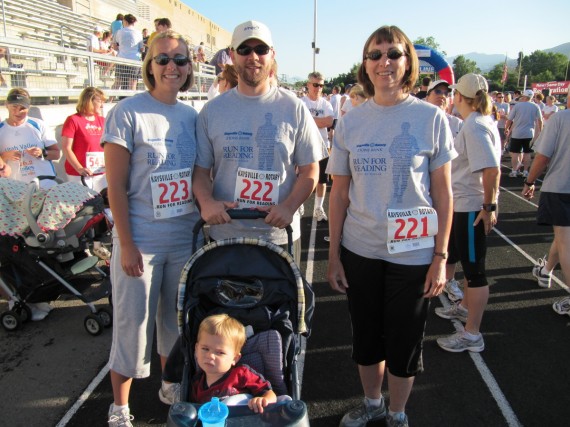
[449,73,488,98]
[231,20,273,49]
[427,79,450,94]
[521,89,534,99]
[94,25,103,32]
[6,92,31,109]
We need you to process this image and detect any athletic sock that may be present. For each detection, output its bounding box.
[112,403,129,413]
[464,331,481,341]
[365,396,383,408]
[315,196,324,209]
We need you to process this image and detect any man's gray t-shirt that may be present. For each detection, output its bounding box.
[102,92,200,252]
[534,109,570,194]
[196,86,325,244]
[326,96,456,265]
[508,101,542,139]
[451,112,501,212]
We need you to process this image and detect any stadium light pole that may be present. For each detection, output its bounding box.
[312,0,318,72]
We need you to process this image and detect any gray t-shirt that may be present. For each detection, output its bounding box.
[196,86,325,244]
[451,112,501,212]
[326,95,456,265]
[494,101,510,128]
[301,96,334,148]
[534,109,570,194]
[102,92,200,252]
[508,101,542,139]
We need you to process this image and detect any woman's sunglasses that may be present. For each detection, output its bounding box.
[364,48,406,61]
[153,54,191,66]
[235,44,271,56]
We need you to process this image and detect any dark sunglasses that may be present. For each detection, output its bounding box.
[153,54,190,66]
[235,44,271,56]
[432,89,449,96]
[311,83,324,88]
[365,48,406,61]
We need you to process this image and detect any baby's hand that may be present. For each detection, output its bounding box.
[248,397,268,414]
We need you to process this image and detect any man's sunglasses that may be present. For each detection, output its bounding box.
[432,89,449,96]
[364,48,406,61]
[153,54,191,66]
[235,44,271,56]
[311,83,324,88]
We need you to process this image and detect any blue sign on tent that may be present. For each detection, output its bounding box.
[419,65,435,73]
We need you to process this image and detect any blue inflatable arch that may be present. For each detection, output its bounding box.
[413,44,455,85]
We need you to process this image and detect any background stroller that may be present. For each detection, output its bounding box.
[0,177,112,335]
[166,210,314,427]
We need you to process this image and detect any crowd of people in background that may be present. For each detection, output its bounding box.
[1,13,569,427]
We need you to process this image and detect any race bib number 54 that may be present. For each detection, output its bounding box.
[150,168,194,219]
[387,207,438,254]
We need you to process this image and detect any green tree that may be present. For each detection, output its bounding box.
[521,50,568,82]
[453,55,480,80]
[413,36,446,56]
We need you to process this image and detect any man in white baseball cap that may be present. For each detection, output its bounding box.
[193,20,325,266]
[505,87,543,177]
[449,73,488,98]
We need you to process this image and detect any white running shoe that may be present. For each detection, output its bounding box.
[437,331,485,353]
[443,279,464,302]
[158,381,180,405]
[108,405,133,427]
[435,303,468,323]
[508,170,518,178]
[532,256,552,288]
[552,296,570,317]
[314,207,328,222]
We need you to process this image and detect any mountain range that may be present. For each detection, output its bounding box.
[446,42,570,72]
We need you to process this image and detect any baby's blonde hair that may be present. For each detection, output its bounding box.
[197,314,246,354]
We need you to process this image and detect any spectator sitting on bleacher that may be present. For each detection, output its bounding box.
[0,47,23,88]
[88,26,110,54]
[147,18,172,47]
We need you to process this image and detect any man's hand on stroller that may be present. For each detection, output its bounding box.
[200,199,239,225]
[248,389,277,414]
[120,241,144,277]
[258,204,294,229]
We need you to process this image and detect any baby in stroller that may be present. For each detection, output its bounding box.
[0,178,112,334]
[191,313,277,413]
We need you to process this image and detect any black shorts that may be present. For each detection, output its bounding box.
[509,137,533,154]
[447,211,488,287]
[318,157,329,184]
[537,192,570,226]
[340,247,430,377]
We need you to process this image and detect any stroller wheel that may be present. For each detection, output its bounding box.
[84,314,104,336]
[1,311,22,331]
[97,307,113,328]
[14,304,33,323]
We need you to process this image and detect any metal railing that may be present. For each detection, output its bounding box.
[0,37,216,103]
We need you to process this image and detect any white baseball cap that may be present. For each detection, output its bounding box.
[521,89,534,98]
[427,79,450,94]
[231,20,273,49]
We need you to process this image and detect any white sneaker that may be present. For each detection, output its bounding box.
[532,256,552,288]
[508,170,518,178]
[314,207,328,222]
[443,279,464,302]
[435,302,468,323]
[552,296,570,317]
[522,170,529,178]
[92,245,111,260]
[158,381,180,405]
[108,404,133,427]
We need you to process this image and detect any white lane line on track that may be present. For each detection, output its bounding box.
[304,214,318,285]
[56,364,110,426]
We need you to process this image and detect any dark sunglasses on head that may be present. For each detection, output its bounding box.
[365,48,406,61]
[311,83,324,88]
[235,44,271,56]
[153,54,190,66]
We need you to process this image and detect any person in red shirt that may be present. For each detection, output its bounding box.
[61,87,107,192]
[190,314,277,414]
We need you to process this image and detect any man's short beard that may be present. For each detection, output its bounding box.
[236,62,269,87]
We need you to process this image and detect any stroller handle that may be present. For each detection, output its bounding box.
[192,209,294,254]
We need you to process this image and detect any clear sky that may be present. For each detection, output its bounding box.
[183,0,570,82]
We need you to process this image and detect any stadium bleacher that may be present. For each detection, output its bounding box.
[0,0,216,103]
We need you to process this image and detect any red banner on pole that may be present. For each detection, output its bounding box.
[531,81,570,94]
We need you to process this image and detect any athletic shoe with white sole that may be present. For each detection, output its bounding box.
[532,256,552,288]
[552,296,570,317]
[443,279,464,302]
[314,207,328,222]
[437,331,485,353]
[435,302,468,323]
[158,381,180,405]
[108,405,134,427]
[339,398,387,427]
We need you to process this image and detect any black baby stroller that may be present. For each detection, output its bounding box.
[0,177,112,335]
[166,210,314,427]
